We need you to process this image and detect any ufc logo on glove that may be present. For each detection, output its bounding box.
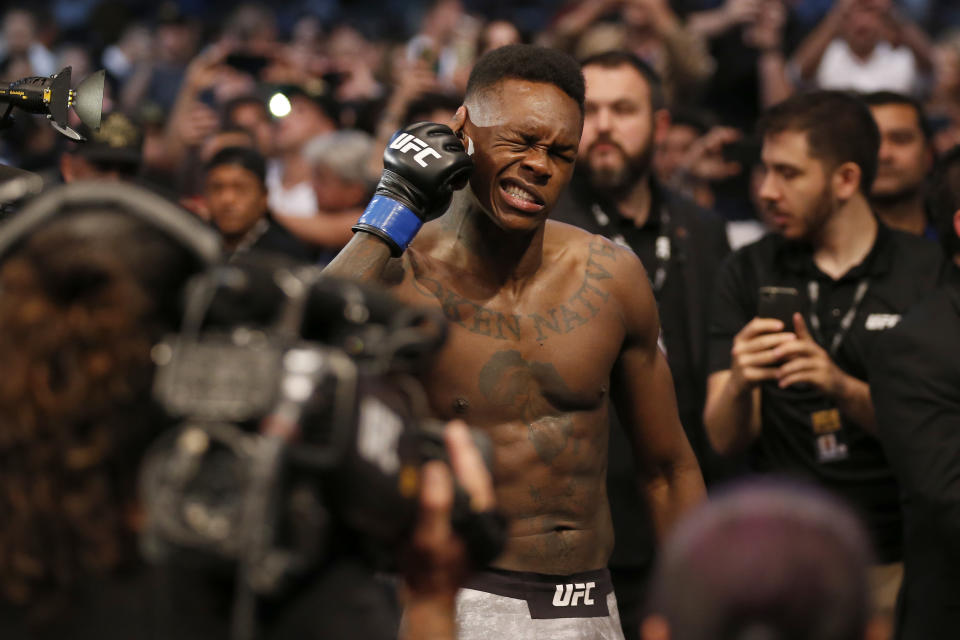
[389,133,442,167]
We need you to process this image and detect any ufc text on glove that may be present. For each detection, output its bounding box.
[354,123,473,256]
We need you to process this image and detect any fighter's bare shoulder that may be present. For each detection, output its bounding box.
[545,220,650,284]
[544,219,658,338]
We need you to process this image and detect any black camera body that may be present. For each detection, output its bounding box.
[140,258,504,604]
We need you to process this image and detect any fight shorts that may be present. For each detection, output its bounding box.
[455,568,625,640]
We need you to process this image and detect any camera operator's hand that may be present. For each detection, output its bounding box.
[353,123,473,255]
[400,421,495,640]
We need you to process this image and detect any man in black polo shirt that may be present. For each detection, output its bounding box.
[204,146,314,263]
[703,91,944,625]
[871,146,960,640]
[551,51,730,640]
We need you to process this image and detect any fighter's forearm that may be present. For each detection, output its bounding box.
[323,231,394,282]
[640,457,706,540]
[835,374,876,434]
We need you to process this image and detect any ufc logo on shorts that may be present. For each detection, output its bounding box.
[389,133,443,167]
[552,582,596,607]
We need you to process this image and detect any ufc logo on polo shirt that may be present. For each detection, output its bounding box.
[389,133,443,167]
[865,313,901,330]
[552,582,596,607]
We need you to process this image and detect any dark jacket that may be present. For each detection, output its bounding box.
[551,178,732,569]
[872,266,960,639]
[222,214,315,264]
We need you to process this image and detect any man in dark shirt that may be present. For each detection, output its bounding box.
[703,91,943,624]
[551,51,730,640]
[863,91,937,238]
[871,146,960,640]
[203,146,314,263]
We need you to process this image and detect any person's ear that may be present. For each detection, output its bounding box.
[952,208,960,243]
[452,106,474,155]
[60,154,75,183]
[653,108,672,146]
[832,161,862,201]
[451,105,468,135]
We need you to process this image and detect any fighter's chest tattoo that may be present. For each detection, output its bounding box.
[409,241,616,342]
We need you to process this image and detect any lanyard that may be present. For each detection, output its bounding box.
[590,203,671,295]
[806,278,869,357]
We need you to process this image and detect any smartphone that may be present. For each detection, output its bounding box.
[757,286,803,329]
[225,53,270,77]
[722,138,761,167]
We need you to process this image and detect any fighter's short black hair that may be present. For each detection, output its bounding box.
[465,44,585,115]
[861,91,933,142]
[928,145,960,257]
[580,50,665,112]
[759,91,880,195]
[204,146,267,185]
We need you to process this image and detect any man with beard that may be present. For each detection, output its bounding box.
[326,44,705,639]
[863,91,937,237]
[550,51,730,640]
[703,91,944,628]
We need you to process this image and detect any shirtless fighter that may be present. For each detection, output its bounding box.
[326,45,705,639]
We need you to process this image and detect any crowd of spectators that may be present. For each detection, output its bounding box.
[1,0,960,252]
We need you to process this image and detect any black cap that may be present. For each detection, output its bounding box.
[69,112,143,167]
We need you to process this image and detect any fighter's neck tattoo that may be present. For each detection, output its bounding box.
[410,241,616,342]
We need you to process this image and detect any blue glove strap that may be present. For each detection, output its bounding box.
[354,196,423,254]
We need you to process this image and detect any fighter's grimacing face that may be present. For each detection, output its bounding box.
[461,79,582,232]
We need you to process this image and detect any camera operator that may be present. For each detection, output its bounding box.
[0,182,216,638]
[0,181,495,640]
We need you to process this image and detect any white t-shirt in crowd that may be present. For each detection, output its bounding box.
[266,159,318,218]
[816,39,919,95]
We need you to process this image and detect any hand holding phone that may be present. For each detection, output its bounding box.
[725,287,803,391]
[757,286,803,329]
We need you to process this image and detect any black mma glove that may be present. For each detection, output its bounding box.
[353,122,473,255]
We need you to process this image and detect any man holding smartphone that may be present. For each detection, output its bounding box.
[703,91,943,624]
